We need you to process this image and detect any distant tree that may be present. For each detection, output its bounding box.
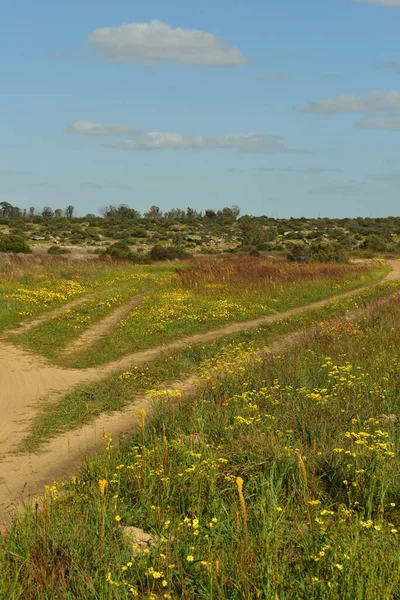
[42,206,54,218]
[65,205,75,219]
[144,205,163,219]
[205,210,217,219]
[164,208,186,220]
[186,207,202,220]
[238,216,275,247]
[0,202,21,219]
[54,209,63,218]
[29,206,36,218]
[217,205,241,223]
[102,205,140,219]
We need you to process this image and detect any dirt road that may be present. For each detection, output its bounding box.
[1,260,399,526]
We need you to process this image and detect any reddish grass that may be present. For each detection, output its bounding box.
[178,257,371,288]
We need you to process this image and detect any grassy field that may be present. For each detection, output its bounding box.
[7,257,387,366]
[16,279,400,454]
[1,265,400,598]
[0,255,176,334]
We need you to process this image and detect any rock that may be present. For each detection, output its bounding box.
[180,432,206,446]
[123,527,156,555]
[378,414,397,424]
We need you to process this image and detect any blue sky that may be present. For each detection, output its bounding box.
[2,0,400,217]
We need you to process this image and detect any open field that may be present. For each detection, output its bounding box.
[0,255,176,334]
[4,257,387,365]
[0,256,400,598]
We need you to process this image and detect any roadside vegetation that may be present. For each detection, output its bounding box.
[2,283,400,598]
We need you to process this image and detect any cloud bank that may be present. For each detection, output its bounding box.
[88,20,247,67]
[297,91,400,115]
[67,121,139,136]
[68,120,306,154]
[104,132,285,153]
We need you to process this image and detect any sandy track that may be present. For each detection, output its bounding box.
[1,260,400,525]
[61,290,150,357]
[6,293,97,335]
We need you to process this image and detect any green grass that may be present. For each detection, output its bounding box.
[61,261,387,369]
[0,256,176,333]
[16,279,400,455]
[6,276,158,359]
[2,281,400,598]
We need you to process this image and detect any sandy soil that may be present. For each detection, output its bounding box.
[1,260,400,527]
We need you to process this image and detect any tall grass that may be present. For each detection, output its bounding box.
[62,258,386,368]
[2,289,400,598]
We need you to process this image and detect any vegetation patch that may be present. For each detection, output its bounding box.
[17,279,400,454]
[2,286,400,598]
[63,258,385,368]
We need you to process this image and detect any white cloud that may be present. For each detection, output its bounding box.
[104,131,287,153]
[355,0,400,6]
[82,181,131,190]
[88,20,247,67]
[67,121,139,136]
[304,168,344,174]
[297,90,400,115]
[69,119,309,154]
[310,183,363,196]
[257,71,290,83]
[357,116,400,130]
[365,172,400,182]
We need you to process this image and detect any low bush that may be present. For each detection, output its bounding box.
[149,244,189,261]
[47,245,70,255]
[0,235,32,254]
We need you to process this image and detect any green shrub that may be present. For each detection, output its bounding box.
[47,245,70,255]
[361,234,388,252]
[0,235,32,254]
[103,241,149,263]
[103,241,133,259]
[149,244,189,261]
[287,243,310,262]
